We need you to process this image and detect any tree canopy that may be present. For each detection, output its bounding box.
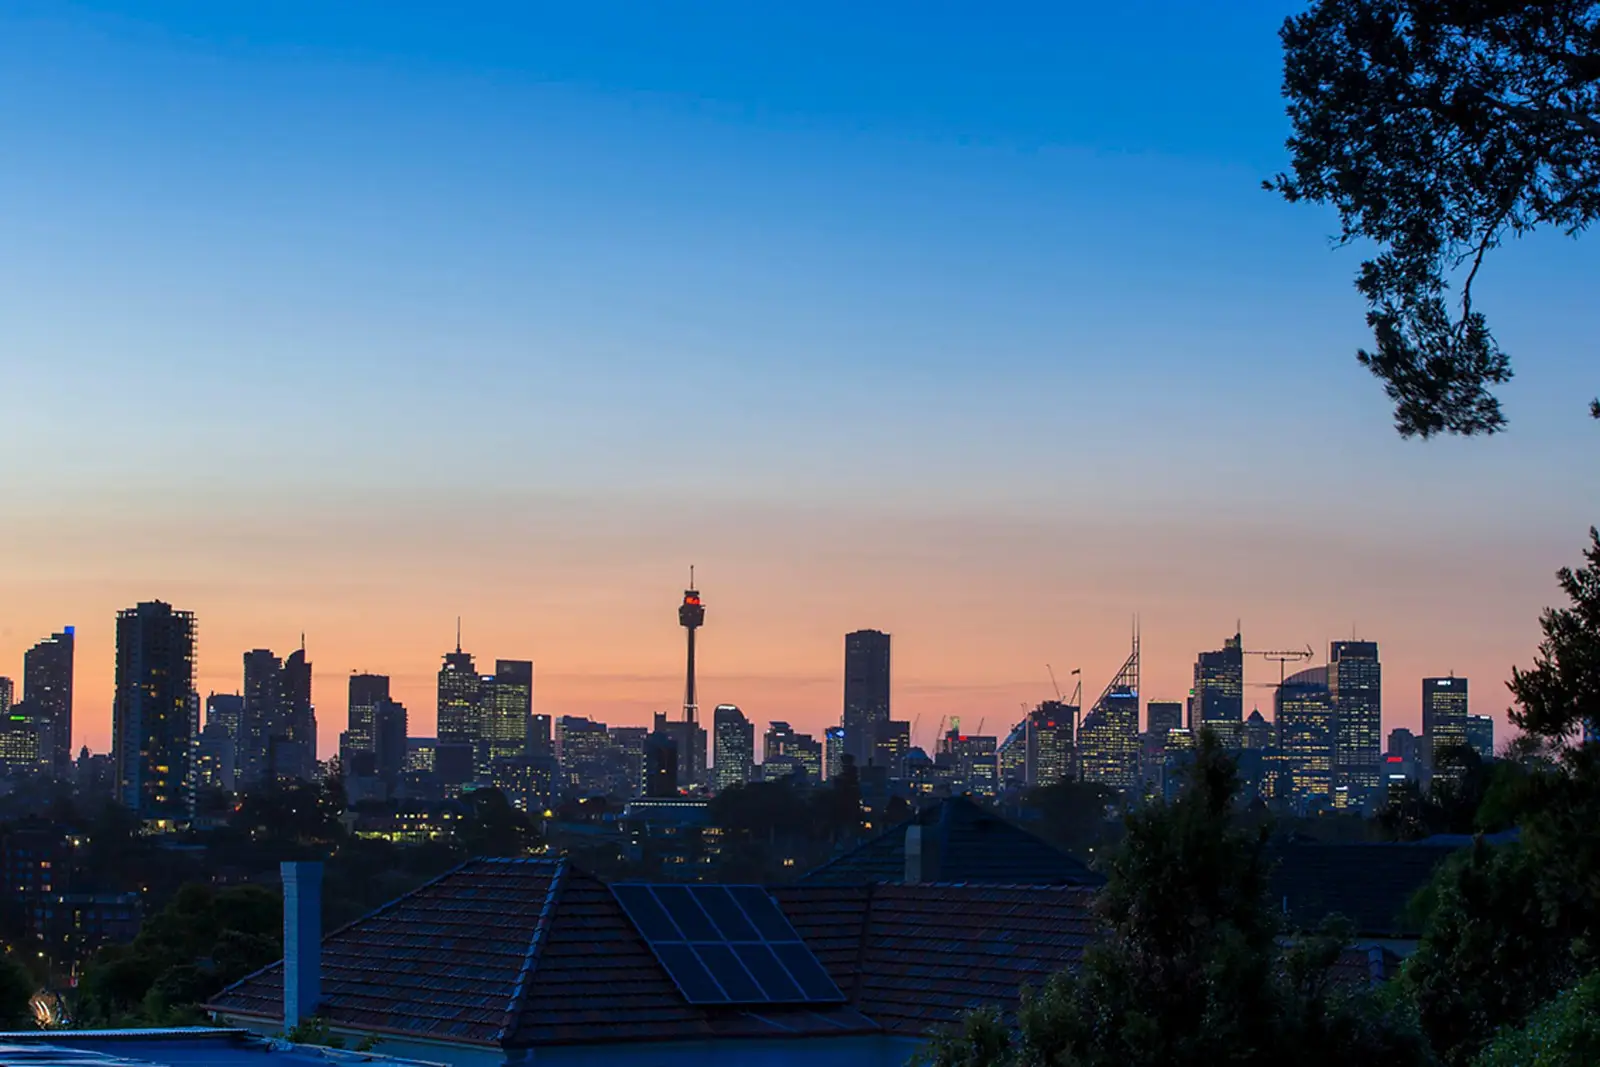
[1271,0,1599,436]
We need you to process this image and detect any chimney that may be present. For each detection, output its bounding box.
[282,861,323,1032]
[904,824,923,884]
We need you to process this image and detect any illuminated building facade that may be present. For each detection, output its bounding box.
[1026,701,1076,787]
[824,726,846,781]
[1423,676,1470,786]
[1276,666,1334,809]
[1466,713,1495,763]
[22,628,74,777]
[487,659,534,770]
[711,704,754,792]
[436,641,482,756]
[843,629,891,768]
[870,719,911,778]
[113,601,197,821]
[1329,640,1382,804]
[1192,632,1244,729]
[764,721,823,782]
[1080,634,1141,789]
[1145,700,1182,746]
[345,673,390,760]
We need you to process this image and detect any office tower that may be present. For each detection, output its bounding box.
[374,699,409,793]
[555,715,612,796]
[1079,631,1141,789]
[1146,701,1182,746]
[1244,708,1272,751]
[437,630,482,758]
[678,576,707,784]
[937,726,999,796]
[644,729,679,797]
[1192,632,1244,728]
[999,723,1028,789]
[763,721,822,782]
[194,722,237,794]
[609,726,649,797]
[1466,713,1495,763]
[487,660,534,768]
[278,645,315,781]
[1027,702,1076,787]
[345,674,390,760]
[113,601,197,821]
[22,628,74,777]
[1330,640,1382,803]
[843,630,892,768]
[711,704,754,792]
[0,677,11,713]
[206,693,244,742]
[0,688,42,774]
[1387,726,1419,761]
[870,720,912,778]
[1276,666,1334,808]
[824,726,847,782]
[239,649,280,785]
[1423,677,1470,786]
[530,714,553,760]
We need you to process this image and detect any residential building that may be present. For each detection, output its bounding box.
[843,629,891,768]
[113,601,197,821]
[22,627,74,777]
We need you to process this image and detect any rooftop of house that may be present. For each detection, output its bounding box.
[0,1028,446,1067]
[1268,838,1473,939]
[208,858,1098,1049]
[801,795,1102,887]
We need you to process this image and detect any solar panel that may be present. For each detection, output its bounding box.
[610,883,847,1007]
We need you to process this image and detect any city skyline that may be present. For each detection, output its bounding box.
[2,4,1593,760]
[0,584,1511,759]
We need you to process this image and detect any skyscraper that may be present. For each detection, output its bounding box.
[278,645,315,780]
[240,649,281,785]
[1277,666,1334,809]
[1423,676,1470,785]
[238,645,316,783]
[345,674,391,759]
[437,635,482,757]
[1329,640,1381,804]
[1079,632,1141,789]
[824,726,846,782]
[22,628,74,777]
[711,704,754,792]
[1192,632,1243,728]
[0,677,11,713]
[487,660,534,768]
[1146,701,1183,745]
[113,601,196,821]
[374,699,409,793]
[1027,701,1076,787]
[843,629,891,768]
[1466,713,1495,763]
[678,577,707,785]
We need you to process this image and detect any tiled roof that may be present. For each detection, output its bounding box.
[775,882,1099,1035]
[802,796,1101,887]
[209,858,562,1045]
[1269,842,1459,938]
[211,858,1099,1049]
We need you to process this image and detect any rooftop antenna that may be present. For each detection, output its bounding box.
[300,632,306,654]
[455,616,462,655]
[690,564,695,589]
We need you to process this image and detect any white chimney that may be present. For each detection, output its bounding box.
[282,861,323,1032]
[904,824,923,884]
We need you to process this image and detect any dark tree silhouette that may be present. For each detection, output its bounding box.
[1271,1,1599,436]
[1510,527,1600,744]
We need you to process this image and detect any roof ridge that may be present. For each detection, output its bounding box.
[797,808,918,882]
[495,856,570,1045]
[208,856,484,1008]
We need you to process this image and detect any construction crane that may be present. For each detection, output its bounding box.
[1244,645,1315,691]
[1047,664,1063,701]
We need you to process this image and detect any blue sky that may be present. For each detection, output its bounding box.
[0,2,1595,746]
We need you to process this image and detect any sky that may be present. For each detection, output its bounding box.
[0,1,1595,758]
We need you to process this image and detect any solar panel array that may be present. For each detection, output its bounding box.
[610,883,847,1006]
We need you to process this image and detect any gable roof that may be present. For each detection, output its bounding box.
[1268,841,1459,938]
[802,796,1101,887]
[210,859,1099,1049]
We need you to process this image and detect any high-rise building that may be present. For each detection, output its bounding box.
[0,686,42,775]
[22,628,74,777]
[240,649,281,785]
[1027,701,1076,787]
[113,601,197,821]
[239,645,315,783]
[277,646,315,781]
[644,729,679,797]
[530,714,553,760]
[1329,640,1382,803]
[999,722,1028,790]
[1276,666,1334,809]
[1244,709,1273,751]
[202,694,244,782]
[487,660,534,767]
[711,704,754,792]
[763,721,823,782]
[345,674,390,760]
[1146,701,1183,746]
[194,722,236,794]
[843,630,891,768]
[609,726,649,797]
[870,720,911,778]
[437,638,482,758]
[0,677,11,713]
[1466,713,1495,763]
[555,715,613,796]
[374,699,409,792]
[1423,677,1470,786]
[1079,632,1141,789]
[1192,632,1244,728]
[824,726,847,782]
[938,727,999,796]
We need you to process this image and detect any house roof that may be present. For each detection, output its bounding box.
[801,796,1101,887]
[0,1028,447,1066]
[210,859,1098,1049]
[1268,841,1461,938]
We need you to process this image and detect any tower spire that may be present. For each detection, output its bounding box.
[455,616,461,655]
